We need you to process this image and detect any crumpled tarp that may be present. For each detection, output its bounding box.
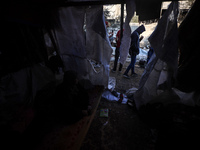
[0,64,55,133]
[102,90,128,104]
[148,1,179,72]
[53,5,112,86]
[0,64,55,105]
[119,0,135,65]
[134,2,179,109]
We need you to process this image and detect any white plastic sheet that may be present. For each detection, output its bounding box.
[148,1,179,71]
[102,90,128,104]
[119,0,136,65]
[134,2,179,109]
[108,77,116,91]
[53,6,112,87]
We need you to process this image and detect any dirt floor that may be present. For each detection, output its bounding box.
[80,61,155,150]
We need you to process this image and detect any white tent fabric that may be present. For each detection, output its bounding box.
[54,6,113,86]
[119,0,135,65]
[0,64,55,105]
[148,1,179,72]
[52,0,137,86]
[85,6,113,85]
[134,2,179,109]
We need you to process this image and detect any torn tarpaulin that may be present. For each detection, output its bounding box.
[148,1,179,71]
[119,0,135,65]
[53,5,112,87]
[134,2,179,109]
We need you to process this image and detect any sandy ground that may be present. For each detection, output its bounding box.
[109,61,145,92]
[80,60,155,150]
[80,23,157,150]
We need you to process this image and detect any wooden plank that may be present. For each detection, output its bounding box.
[35,86,104,150]
[72,86,104,150]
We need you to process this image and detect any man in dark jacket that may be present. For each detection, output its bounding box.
[123,25,145,78]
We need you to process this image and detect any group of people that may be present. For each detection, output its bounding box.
[109,24,147,79]
[106,22,155,79]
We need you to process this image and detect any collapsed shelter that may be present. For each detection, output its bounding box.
[0,0,200,149]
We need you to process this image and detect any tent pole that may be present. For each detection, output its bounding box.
[120,2,124,40]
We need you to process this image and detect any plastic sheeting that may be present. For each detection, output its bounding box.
[119,0,135,65]
[53,6,112,86]
[86,6,113,86]
[0,64,55,105]
[0,64,56,132]
[102,90,128,104]
[148,1,179,71]
[134,2,179,109]
[107,77,116,91]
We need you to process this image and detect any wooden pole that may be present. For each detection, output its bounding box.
[120,2,124,41]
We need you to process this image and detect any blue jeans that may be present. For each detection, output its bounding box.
[124,54,136,75]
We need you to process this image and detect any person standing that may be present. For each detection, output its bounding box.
[123,25,146,78]
[105,21,114,45]
[112,28,124,72]
[109,30,114,45]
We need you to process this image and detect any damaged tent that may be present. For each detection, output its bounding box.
[133,1,200,149]
[134,0,200,116]
[1,0,200,149]
[1,1,130,149]
[1,1,113,150]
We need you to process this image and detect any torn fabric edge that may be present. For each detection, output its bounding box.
[53,6,112,87]
[134,2,179,109]
[85,5,113,86]
[119,0,135,65]
[148,1,179,72]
